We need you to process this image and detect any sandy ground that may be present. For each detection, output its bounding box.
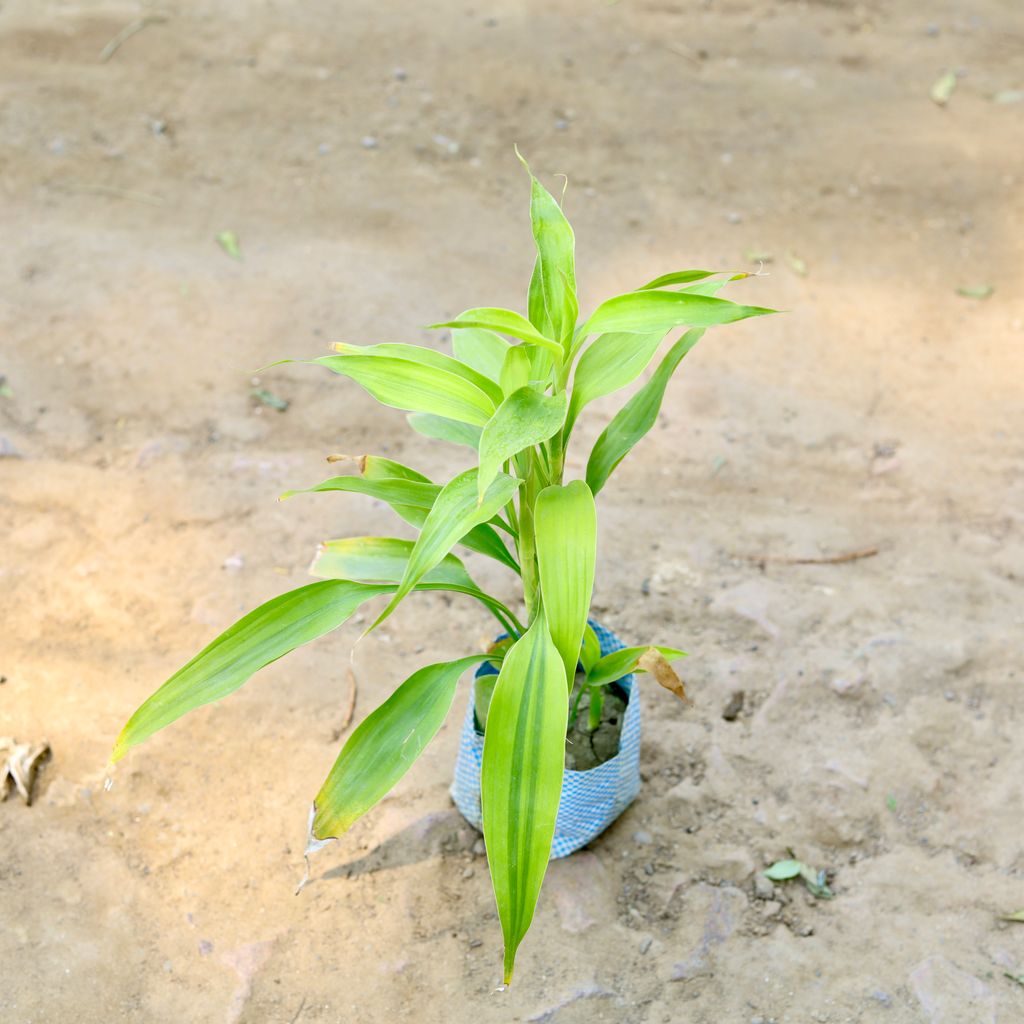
[2,0,1024,1021]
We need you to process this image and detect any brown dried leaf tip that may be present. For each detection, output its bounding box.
[638,649,691,704]
[1,737,51,805]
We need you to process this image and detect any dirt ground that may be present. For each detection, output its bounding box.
[2,0,1024,1021]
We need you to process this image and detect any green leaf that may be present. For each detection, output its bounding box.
[313,655,490,839]
[566,331,665,435]
[369,469,520,631]
[291,458,520,574]
[407,413,482,449]
[356,455,431,483]
[763,859,802,881]
[281,474,440,509]
[999,910,1024,923]
[499,345,531,397]
[111,580,392,762]
[585,328,705,495]
[478,388,568,501]
[315,353,496,426]
[535,481,597,687]
[638,269,716,290]
[310,537,476,588]
[580,624,601,674]
[481,614,568,985]
[518,151,577,349]
[429,308,563,361]
[215,229,242,260]
[581,289,775,337]
[585,645,687,688]
[931,70,958,106]
[333,342,504,407]
[452,327,510,382]
[955,283,994,300]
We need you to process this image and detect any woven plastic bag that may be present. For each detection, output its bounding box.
[450,620,642,859]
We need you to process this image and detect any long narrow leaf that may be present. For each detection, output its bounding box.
[566,331,665,435]
[518,151,576,349]
[481,614,568,985]
[585,328,705,495]
[452,327,510,382]
[334,342,504,407]
[581,289,774,337]
[111,580,392,762]
[478,388,568,501]
[586,645,686,687]
[369,469,520,631]
[315,354,496,426]
[407,413,482,449]
[535,481,597,686]
[499,345,531,396]
[638,269,716,290]
[429,308,562,361]
[290,460,520,573]
[313,655,490,839]
[310,537,476,589]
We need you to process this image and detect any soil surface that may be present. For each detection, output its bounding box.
[3,1,1024,1022]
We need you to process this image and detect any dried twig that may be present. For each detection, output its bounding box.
[99,14,167,63]
[331,666,358,741]
[742,546,880,570]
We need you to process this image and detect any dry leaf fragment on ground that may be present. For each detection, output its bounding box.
[1,737,51,805]
[638,648,689,703]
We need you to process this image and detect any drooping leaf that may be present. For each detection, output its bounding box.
[478,388,568,500]
[566,331,665,435]
[481,614,568,985]
[585,645,687,687]
[333,342,504,407]
[637,648,689,701]
[290,460,519,573]
[315,353,496,426]
[111,580,393,762]
[313,655,490,839]
[580,289,774,338]
[452,327,509,382]
[310,537,476,589]
[429,308,562,361]
[407,413,483,448]
[309,543,521,636]
[518,152,577,350]
[585,328,705,495]
[535,480,597,687]
[369,469,520,631]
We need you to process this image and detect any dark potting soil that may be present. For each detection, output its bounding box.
[565,677,627,771]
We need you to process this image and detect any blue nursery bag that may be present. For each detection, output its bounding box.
[450,620,642,859]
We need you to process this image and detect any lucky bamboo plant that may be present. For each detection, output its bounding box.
[112,154,774,984]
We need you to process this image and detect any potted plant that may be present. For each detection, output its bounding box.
[112,155,774,985]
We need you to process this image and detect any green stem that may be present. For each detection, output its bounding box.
[586,684,603,731]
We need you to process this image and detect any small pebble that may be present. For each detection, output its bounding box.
[472,837,485,857]
[360,135,379,149]
[462,866,474,879]
[632,830,653,845]
[554,118,569,131]
[726,211,743,224]
[317,142,332,156]
[638,935,652,954]
[754,874,776,900]
[393,67,407,81]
